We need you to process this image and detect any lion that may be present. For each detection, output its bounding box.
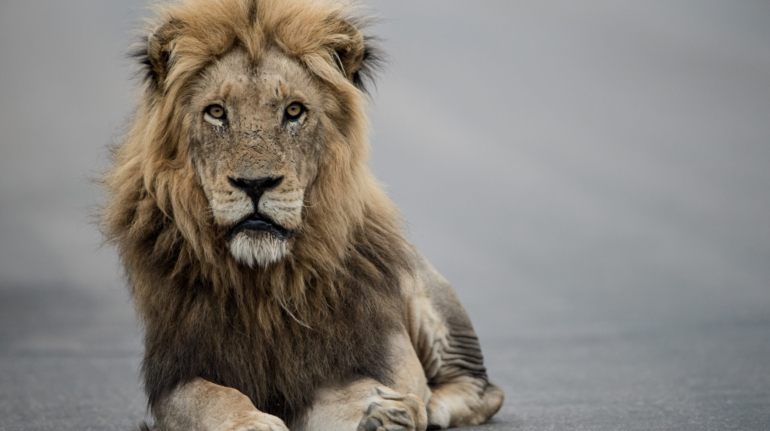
[101,0,504,430]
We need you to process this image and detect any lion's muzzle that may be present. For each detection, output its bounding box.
[223,174,297,267]
[226,175,292,240]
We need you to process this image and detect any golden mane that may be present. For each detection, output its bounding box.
[101,0,409,422]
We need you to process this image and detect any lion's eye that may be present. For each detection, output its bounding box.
[205,104,226,120]
[285,102,305,121]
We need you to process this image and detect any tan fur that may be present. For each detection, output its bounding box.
[102,0,502,430]
[155,379,288,431]
[299,379,427,431]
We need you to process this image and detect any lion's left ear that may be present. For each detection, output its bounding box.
[329,19,381,94]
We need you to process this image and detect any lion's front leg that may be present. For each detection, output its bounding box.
[151,378,288,431]
[299,379,427,431]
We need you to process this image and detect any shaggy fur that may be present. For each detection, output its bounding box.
[102,0,409,426]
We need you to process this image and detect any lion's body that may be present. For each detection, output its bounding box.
[102,0,502,429]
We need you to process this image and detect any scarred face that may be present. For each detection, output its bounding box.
[189,47,325,267]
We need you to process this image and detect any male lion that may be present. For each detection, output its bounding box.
[102,0,503,430]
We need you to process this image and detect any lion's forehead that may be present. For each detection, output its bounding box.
[199,47,316,100]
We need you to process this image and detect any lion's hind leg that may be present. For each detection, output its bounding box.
[420,330,504,429]
[406,252,504,429]
[426,374,504,429]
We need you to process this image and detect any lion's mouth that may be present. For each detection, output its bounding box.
[228,213,292,241]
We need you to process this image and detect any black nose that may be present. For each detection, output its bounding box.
[228,176,284,202]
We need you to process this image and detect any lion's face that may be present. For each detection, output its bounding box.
[189,47,325,267]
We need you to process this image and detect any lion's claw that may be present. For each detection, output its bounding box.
[363,416,407,431]
[364,417,382,431]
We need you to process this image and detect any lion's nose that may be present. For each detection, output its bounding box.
[227,175,284,202]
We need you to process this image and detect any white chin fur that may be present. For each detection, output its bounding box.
[229,232,289,268]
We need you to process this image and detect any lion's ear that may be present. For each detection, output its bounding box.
[330,20,382,94]
[137,20,182,89]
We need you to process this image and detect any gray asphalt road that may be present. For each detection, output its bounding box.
[1,1,769,430]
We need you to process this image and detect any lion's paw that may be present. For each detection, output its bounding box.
[217,411,289,431]
[357,388,427,431]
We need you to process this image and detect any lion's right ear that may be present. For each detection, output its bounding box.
[135,20,182,89]
[328,18,383,95]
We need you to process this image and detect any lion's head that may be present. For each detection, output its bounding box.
[191,46,331,268]
[103,0,405,301]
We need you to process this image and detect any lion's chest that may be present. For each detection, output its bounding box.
[212,296,399,425]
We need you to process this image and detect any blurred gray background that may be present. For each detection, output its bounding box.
[1,1,769,430]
